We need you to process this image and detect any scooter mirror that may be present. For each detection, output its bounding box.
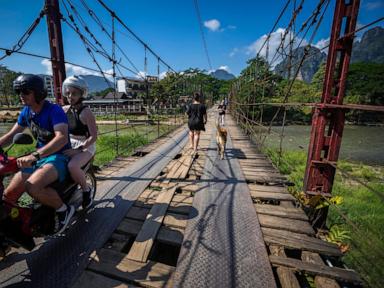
[13,133,33,145]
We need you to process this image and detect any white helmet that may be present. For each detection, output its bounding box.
[62,75,88,99]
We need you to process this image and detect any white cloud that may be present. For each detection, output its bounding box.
[41,59,114,80]
[135,71,147,80]
[159,71,168,80]
[246,28,308,67]
[41,59,53,75]
[364,1,384,10]
[314,38,330,52]
[229,48,239,57]
[204,19,221,32]
[218,65,230,72]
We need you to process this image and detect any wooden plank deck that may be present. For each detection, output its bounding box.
[71,112,362,288]
[226,115,363,287]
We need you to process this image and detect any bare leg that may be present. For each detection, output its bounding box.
[193,131,200,152]
[25,164,63,209]
[189,130,194,149]
[3,171,31,205]
[68,151,93,191]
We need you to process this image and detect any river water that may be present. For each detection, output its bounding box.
[1,123,383,165]
[264,125,384,166]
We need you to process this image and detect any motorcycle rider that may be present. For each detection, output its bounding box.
[62,76,97,209]
[0,74,75,234]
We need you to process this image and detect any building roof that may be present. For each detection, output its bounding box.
[84,98,143,104]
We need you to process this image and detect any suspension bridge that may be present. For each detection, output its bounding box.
[0,0,383,287]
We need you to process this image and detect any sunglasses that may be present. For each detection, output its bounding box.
[17,89,33,96]
[64,90,82,98]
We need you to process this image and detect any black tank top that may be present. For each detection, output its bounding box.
[66,106,89,137]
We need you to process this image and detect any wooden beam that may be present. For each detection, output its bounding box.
[269,255,362,284]
[269,245,300,288]
[258,214,315,235]
[302,251,340,288]
[255,204,308,221]
[262,227,342,257]
[127,186,177,262]
[88,249,174,288]
[73,270,134,288]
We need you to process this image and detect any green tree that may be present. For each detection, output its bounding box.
[0,65,21,106]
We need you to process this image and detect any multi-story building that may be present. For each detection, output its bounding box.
[39,74,55,102]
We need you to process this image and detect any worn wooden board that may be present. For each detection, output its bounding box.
[106,233,133,252]
[262,227,342,257]
[116,218,183,246]
[88,249,174,288]
[126,206,150,221]
[269,255,362,284]
[255,204,308,221]
[72,270,135,288]
[241,167,277,173]
[269,245,300,288]
[302,251,341,288]
[172,194,193,204]
[248,184,288,193]
[127,187,177,262]
[163,212,188,229]
[250,191,295,201]
[258,214,315,235]
[168,201,192,215]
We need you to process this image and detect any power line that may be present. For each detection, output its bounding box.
[192,0,213,70]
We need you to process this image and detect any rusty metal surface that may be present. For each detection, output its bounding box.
[173,130,276,288]
[0,127,188,288]
[304,0,361,209]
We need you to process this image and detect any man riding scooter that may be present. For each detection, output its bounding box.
[0,74,75,234]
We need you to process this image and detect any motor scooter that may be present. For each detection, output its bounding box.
[0,133,96,256]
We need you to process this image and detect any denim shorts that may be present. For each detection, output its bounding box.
[22,154,69,182]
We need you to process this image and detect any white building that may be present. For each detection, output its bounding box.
[39,74,55,101]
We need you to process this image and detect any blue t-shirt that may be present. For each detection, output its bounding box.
[17,101,71,153]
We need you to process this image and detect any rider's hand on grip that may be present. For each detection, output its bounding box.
[16,154,37,168]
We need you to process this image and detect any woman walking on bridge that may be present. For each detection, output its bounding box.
[186,92,207,154]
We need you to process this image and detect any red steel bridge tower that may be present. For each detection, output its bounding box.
[304,0,360,226]
[45,0,66,104]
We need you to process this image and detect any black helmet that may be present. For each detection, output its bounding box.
[13,74,47,103]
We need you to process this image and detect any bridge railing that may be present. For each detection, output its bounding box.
[229,99,384,287]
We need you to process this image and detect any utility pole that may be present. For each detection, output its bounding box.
[304,0,360,228]
[45,0,66,105]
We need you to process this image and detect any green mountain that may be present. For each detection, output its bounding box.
[274,26,384,83]
[351,26,384,63]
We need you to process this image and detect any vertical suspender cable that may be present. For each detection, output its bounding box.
[157,57,160,137]
[112,14,119,155]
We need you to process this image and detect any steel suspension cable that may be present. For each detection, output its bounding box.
[192,0,213,70]
[0,8,45,61]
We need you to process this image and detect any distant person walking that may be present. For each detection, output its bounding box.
[218,100,226,126]
[186,92,207,153]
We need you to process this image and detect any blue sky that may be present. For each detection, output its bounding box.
[0,0,383,77]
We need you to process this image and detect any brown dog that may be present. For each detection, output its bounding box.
[216,122,227,160]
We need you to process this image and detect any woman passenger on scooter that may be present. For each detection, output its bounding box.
[62,76,97,209]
